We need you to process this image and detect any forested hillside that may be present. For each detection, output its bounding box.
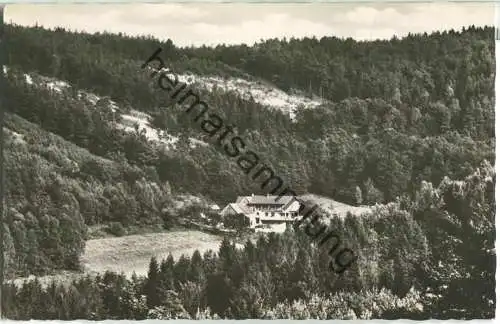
[1,24,495,319]
[2,164,495,319]
[5,25,494,202]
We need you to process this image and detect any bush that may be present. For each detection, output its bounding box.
[223,213,250,230]
[205,211,222,225]
[162,212,177,230]
[106,222,127,236]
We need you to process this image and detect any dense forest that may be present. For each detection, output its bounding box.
[2,163,495,319]
[1,23,495,319]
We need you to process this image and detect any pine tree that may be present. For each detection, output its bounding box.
[189,250,205,283]
[392,252,412,298]
[218,237,237,273]
[206,272,232,317]
[146,257,161,308]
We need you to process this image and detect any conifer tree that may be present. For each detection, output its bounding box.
[146,257,161,308]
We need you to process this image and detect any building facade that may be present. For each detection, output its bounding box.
[220,194,301,229]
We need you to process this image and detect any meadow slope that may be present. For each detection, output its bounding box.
[81,230,225,277]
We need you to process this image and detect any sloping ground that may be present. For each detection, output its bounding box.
[81,230,224,277]
[177,72,324,120]
[118,109,209,150]
[9,230,228,288]
[300,194,372,218]
[14,67,321,149]
[3,67,209,152]
[144,67,325,120]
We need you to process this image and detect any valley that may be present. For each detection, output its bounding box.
[1,21,494,320]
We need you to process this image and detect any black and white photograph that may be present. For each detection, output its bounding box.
[0,2,496,320]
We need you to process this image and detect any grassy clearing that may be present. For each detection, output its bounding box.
[300,194,372,218]
[10,230,224,288]
[81,230,224,277]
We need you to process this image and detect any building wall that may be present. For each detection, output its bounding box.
[220,205,237,217]
[284,200,301,213]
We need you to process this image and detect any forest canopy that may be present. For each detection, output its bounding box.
[1,24,495,319]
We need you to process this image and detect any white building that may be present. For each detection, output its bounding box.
[220,194,301,229]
